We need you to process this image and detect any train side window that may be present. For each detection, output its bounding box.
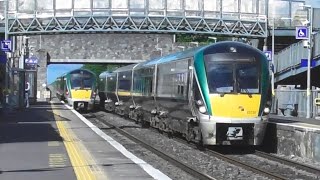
[118,71,132,91]
[157,59,188,99]
[107,75,116,92]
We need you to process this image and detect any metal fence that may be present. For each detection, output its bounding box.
[273,89,320,118]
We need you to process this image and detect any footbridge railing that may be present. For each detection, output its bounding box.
[274,32,320,82]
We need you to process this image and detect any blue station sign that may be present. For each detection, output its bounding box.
[25,56,39,70]
[296,27,309,40]
[1,40,12,52]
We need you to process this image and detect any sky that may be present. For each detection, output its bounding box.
[47,64,83,84]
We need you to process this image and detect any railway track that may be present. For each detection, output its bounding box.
[174,131,320,180]
[254,150,320,176]
[87,113,216,180]
[174,133,320,180]
[205,149,286,180]
[171,138,287,180]
[87,111,320,180]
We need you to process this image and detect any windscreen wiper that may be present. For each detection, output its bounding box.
[242,88,252,98]
[237,81,252,98]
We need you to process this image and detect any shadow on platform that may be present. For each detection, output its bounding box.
[0,102,64,144]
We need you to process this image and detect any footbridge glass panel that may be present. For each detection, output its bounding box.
[268,0,308,28]
[3,0,268,37]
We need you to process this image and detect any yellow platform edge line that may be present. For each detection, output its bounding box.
[51,105,96,180]
[58,120,94,180]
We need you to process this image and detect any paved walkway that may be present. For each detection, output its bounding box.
[0,100,169,180]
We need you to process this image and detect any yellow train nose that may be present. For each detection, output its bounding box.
[71,89,92,100]
[209,94,261,118]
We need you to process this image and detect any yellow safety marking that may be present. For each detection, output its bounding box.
[51,106,96,180]
[49,154,67,168]
[48,141,60,147]
[210,94,261,118]
[61,122,106,179]
[117,91,131,96]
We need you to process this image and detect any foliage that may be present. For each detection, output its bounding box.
[176,34,231,44]
[81,64,120,76]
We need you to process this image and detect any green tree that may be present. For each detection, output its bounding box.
[176,34,230,44]
[81,64,120,76]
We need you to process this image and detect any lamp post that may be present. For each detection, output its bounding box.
[306,6,313,118]
[270,17,293,97]
[296,4,314,118]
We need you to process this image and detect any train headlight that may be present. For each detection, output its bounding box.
[196,100,203,106]
[199,106,206,113]
[263,107,270,114]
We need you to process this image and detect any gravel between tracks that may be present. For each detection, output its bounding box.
[229,154,320,180]
[84,111,271,180]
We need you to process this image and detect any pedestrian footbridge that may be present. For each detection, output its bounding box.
[274,32,320,85]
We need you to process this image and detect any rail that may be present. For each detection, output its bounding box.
[255,150,320,176]
[90,113,216,180]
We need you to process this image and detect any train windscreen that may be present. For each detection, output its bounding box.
[204,53,259,94]
[70,71,94,90]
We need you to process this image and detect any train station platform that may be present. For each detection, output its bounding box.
[265,114,320,164]
[0,100,170,180]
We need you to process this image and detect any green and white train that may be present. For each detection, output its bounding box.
[53,69,97,111]
[98,41,271,145]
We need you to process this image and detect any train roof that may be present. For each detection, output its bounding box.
[109,41,266,73]
[113,64,138,73]
[138,46,205,68]
[99,71,111,78]
[67,68,95,75]
[55,68,96,80]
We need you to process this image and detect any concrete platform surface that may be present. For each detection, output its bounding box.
[0,100,170,180]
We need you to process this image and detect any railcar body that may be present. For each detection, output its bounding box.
[54,69,97,111]
[98,71,109,107]
[99,41,271,145]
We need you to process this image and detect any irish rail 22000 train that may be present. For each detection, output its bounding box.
[98,41,271,146]
[53,69,97,111]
